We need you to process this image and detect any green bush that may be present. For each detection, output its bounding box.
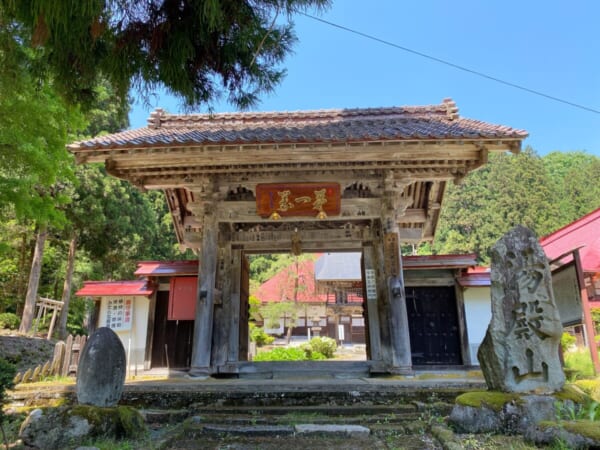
[254,347,307,361]
[564,348,595,379]
[0,358,16,446]
[300,344,326,360]
[561,332,577,351]
[308,336,337,358]
[250,326,275,347]
[253,346,326,361]
[0,313,20,330]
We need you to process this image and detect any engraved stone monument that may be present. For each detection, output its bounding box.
[76,327,126,406]
[478,226,565,393]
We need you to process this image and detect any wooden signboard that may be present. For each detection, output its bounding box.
[384,233,400,277]
[256,183,341,218]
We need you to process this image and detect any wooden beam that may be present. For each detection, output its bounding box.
[73,139,523,165]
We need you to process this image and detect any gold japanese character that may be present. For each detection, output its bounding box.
[277,190,294,211]
[312,189,328,212]
[294,196,312,204]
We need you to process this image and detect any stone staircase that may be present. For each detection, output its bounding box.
[9,375,482,449]
[132,384,457,449]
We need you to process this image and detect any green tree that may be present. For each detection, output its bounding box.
[0,17,86,332]
[543,151,600,227]
[260,301,302,343]
[0,15,83,226]
[434,147,559,262]
[1,0,330,109]
[432,148,600,262]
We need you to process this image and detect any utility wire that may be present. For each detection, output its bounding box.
[300,12,600,115]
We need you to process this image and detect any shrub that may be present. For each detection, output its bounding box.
[308,336,337,358]
[0,358,16,448]
[253,346,327,362]
[564,348,595,379]
[250,326,275,347]
[0,313,19,330]
[253,347,307,361]
[300,344,326,360]
[561,332,577,352]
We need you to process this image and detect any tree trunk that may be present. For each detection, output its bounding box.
[57,233,77,339]
[19,225,48,334]
[15,230,31,316]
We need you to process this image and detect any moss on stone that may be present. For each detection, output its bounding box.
[554,384,591,404]
[560,420,600,442]
[70,405,147,439]
[116,405,147,439]
[574,379,600,402]
[455,391,521,412]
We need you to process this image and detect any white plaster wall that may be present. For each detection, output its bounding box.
[97,296,149,374]
[463,287,491,365]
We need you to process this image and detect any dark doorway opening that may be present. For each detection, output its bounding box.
[406,286,462,365]
[151,291,194,368]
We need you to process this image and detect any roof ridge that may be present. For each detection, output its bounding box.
[146,99,456,129]
[540,206,600,243]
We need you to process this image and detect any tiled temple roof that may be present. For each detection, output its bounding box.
[69,99,528,151]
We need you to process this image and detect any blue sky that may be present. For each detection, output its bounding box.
[129,0,600,156]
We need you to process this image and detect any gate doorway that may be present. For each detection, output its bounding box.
[405,286,462,366]
[151,291,194,368]
[240,252,368,362]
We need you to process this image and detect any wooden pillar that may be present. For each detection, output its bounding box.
[189,210,218,377]
[211,232,231,369]
[362,243,383,362]
[454,282,472,366]
[380,173,412,373]
[227,248,242,363]
[143,289,157,370]
[383,230,412,372]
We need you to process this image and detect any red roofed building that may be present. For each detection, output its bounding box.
[254,255,366,344]
[541,207,600,301]
[540,207,600,372]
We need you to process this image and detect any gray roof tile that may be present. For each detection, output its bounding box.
[69,99,528,151]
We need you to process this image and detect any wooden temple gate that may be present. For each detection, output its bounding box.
[69,99,527,377]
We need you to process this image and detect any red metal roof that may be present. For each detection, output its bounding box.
[540,207,600,273]
[75,280,154,297]
[134,260,198,277]
[457,267,491,287]
[68,99,528,152]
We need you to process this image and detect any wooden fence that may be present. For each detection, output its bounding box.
[13,334,87,384]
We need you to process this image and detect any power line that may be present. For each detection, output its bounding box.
[299,12,600,115]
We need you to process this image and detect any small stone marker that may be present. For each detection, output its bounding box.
[477,226,565,393]
[76,327,126,406]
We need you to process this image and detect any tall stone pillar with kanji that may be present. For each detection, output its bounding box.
[478,225,565,393]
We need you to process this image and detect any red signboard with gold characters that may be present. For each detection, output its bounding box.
[256,183,341,219]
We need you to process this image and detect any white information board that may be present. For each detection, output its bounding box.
[106,297,133,331]
[365,269,377,301]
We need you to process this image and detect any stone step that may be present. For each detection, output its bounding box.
[183,417,372,438]
[119,385,465,409]
[189,403,421,417]
[198,423,295,437]
[158,416,433,449]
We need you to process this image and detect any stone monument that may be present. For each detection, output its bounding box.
[477,225,565,393]
[76,327,127,406]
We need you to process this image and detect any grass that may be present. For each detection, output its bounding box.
[564,347,596,379]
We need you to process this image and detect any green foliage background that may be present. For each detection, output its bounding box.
[432,147,600,263]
